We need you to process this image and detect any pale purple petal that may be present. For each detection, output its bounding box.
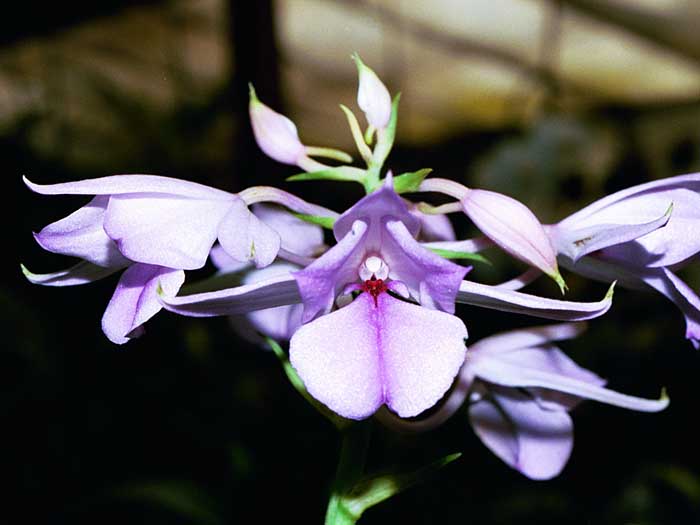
[217,200,281,268]
[558,175,700,267]
[289,292,383,420]
[289,292,467,419]
[378,293,468,417]
[469,323,586,358]
[461,189,561,283]
[209,245,251,274]
[22,261,125,287]
[33,196,129,267]
[561,253,700,347]
[236,263,305,341]
[457,280,613,321]
[383,219,469,313]
[495,268,542,291]
[639,267,700,349]
[24,175,232,200]
[294,220,368,322]
[551,205,671,262]
[558,253,648,291]
[470,354,668,412]
[411,208,456,242]
[253,203,324,256]
[239,186,340,219]
[491,344,606,411]
[104,194,236,270]
[101,264,185,344]
[160,273,301,317]
[469,386,573,480]
[333,177,420,243]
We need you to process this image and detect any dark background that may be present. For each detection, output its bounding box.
[4,1,700,523]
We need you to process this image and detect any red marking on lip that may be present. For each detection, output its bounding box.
[361,276,388,306]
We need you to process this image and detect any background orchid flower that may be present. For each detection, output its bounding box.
[419,178,566,292]
[378,323,669,480]
[548,173,700,347]
[21,194,184,345]
[24,175,282,270]
[22,175,333,343]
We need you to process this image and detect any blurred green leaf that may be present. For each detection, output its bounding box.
[112,480,223,525]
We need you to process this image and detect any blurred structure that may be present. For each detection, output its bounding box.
[2,0,700,176]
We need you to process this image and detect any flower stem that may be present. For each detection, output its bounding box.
[324,421,372,525]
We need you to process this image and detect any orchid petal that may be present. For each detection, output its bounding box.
[411,207,456,242]
[333,178,420,242]
[289,292,467,420]
[217,200,281,268]
[24,175,232,200]
[237,263,305,341]
[457,280,614,321]
[461,189,563,289]
[253,203,324,257]
[470,354,668,412]
[469,386,573,480]
[104,194,236,270]
[494,268,542,291]
[561,254,700,348]
[383,219,469,313]
[551,204,672,262]
[469,323,586,358]
[639,267,700,349]
[482,344,605,411]
[209,245,251,274]
[557,254,647,291]
[32,196,130,268]
[559,176,700,267]
[239,186,340,219]
[160,273,301,317]
[294,220,368,322]
[101,264,184,344]
[21,260,125,287]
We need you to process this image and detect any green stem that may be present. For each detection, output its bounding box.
[324,421,372,525]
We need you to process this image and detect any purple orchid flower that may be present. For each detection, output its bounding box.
[161,178,616,421]
[378,323,668,480]
[22,175,335,344]
[547,173,700,347]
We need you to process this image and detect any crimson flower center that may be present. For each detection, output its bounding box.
[361,276,388,306]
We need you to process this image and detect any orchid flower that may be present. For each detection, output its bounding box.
[22,175,335,343]
[161,177,616,421]
[379,323,668,480]
[547,173,700,347]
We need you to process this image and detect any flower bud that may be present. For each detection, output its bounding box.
[249,84,305,165]
[462,189,565,291]
[352,53,391,129]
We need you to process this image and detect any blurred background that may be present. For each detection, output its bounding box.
[4,0,700,523]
